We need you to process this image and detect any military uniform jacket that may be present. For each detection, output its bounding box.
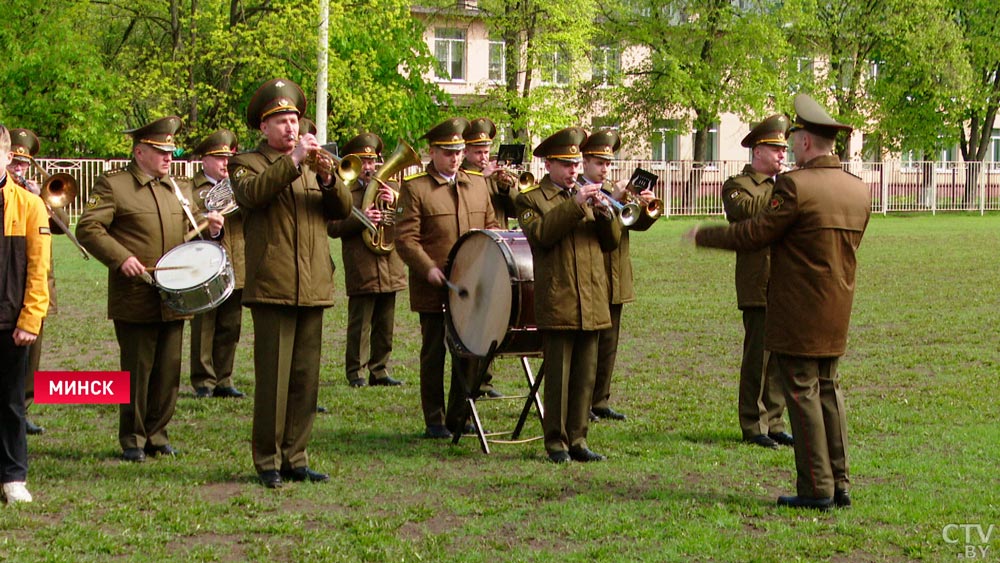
[229,141,352,307]
[721,164,774,308]
[462,159,517,228]
[0,179,50,334]
[591,179,657,305]
[76,161,194,323]
[326,178,407,296]
[193,171,246,289]
[696,155,870,357]
[396,162,498,313]
[515,175,621,330]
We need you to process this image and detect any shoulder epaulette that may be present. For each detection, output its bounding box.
[465,169,483,177]
[520,183,540,193]
[403,171,427,182]
[105,167,128,177]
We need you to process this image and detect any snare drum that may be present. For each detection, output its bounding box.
[154,240,234,314]
[445,230,540,357]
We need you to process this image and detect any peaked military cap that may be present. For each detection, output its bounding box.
[422,117,470,151]
[125,116,182,153]
[533,127,588,163]
[464,118,496,146]
[246,78,307,129]
[580,128,620,160]
[741,114,789,148]
[300,118,318,136]
[341,132,383,159]
[193,129,238,157]
[788,94,852,139]
[10,128,40,163]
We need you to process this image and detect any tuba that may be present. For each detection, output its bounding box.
[359,140,421,255]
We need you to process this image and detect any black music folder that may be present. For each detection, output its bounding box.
[627,167,658,194]
[496,144,526,166]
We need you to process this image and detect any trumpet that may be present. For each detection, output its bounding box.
[302,144,364,185]
[19,164,91,260]
[575,179,641,225]
[517,171,536,190]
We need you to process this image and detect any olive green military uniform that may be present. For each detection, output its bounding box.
[695,94,871,500]
[515,127,621,457]
[395,118,499,435]
[461,117,517,229]
[230,78,353,475]
[76,117,195,453]
[189,130,245,394]
[326,133,407,385]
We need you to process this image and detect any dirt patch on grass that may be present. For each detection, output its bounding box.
[199,481,244,503]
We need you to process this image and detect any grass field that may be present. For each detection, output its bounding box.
[1,214,998,562]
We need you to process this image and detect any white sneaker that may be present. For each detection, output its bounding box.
[2,482,33,503]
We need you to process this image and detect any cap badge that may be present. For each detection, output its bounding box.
[275,80,286,88]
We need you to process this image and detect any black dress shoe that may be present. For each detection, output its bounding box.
[25,419,45,435]
[122,448,146,463]
[777,495,833,511]
[569,447,607,462]
[833,489,851,508]
[592,407,627,421]
[745,434,778,449]
[212,386,245,398]
[317,406,328,413]
[194,387,211,398]
[281,467,330,483]
[259,470,283,489]
[369,375,402,387]
[424,425,453,439]
[144,444,178,457]
[588,410,599,422]
[348,378,367,388]
[485,389,504,399]
[548,451,571,464]
[768,431,795,446]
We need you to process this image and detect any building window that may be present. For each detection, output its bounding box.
[489,40,505,83]
[936,144,957,171]
[434,28,466,81]
[692,123,719,163]
[540,48,571,86]
[652,119,680,162]
[592,45,621,86]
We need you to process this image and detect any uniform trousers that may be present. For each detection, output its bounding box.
[114,320,183,450]
[190,288,243,390]
[418,312,476,429]
[25,321,44,410]
[592,303,623,411]
[542,330,599,454]
[345,292,396,383]
[775,354,849,498]
[0,330,29,483]
[250,304,322,473]
[739,307,786,438]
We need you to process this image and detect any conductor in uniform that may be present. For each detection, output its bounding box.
[229,78,352,488]
[326,133,407,388]
[722,115,793,449]
[189,129,245,399]
[395,117,499,439]
[77,116,224,463]
[687,94,870,509]
[515,127,621,463]
[579,129,658,423]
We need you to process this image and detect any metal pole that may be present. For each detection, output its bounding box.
[315,0,329,144]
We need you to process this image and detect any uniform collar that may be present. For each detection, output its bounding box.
[256,140,288,163]
[128,160,161,186]
[742,164,774,185]
[427,162,465,186]
[538,175,570,200]
[799,154,843,169]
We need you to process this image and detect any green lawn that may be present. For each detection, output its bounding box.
[2,214,998,562]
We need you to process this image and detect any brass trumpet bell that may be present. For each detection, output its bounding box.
[42,173,79,209]
[360,140,422,255]
[517,171,535,190]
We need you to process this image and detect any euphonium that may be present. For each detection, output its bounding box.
[359,140,421,255]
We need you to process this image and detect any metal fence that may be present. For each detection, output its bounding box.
[32,157,1000,224]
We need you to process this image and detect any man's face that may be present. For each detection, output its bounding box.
[261,113,300,153]
[134,144,173,178]
[7,159,29,178]
[430,146,463,176]
[201,155,229,182]
[545,159,582,189]
[466,145,491,169]
[360,156,378,181]
[753,143,787,176]
[582,156,611,183]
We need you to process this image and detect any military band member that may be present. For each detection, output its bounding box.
[229,78,352,488]
[395,117,499,439]
[77,116,224,463]
[326,133,407,388]
[7,128,62,435]
[0,124,51,503]
[579,129,658,423]
[515,127,621,463]
[189,130,245,399]
[723,115,792,449]
[687,94,870,509]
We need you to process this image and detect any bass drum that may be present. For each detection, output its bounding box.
[445,230,540,357]
[154,240,234,314]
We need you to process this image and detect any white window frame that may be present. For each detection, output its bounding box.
[434,28,466,82]
[488,40,506,84]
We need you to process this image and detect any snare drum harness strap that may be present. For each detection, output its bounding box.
[168,176,204,240]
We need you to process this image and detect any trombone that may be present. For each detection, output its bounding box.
[23,162,90,260]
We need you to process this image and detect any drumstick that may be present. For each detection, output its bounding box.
[445,281,469,299]
[146,265,193,272]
